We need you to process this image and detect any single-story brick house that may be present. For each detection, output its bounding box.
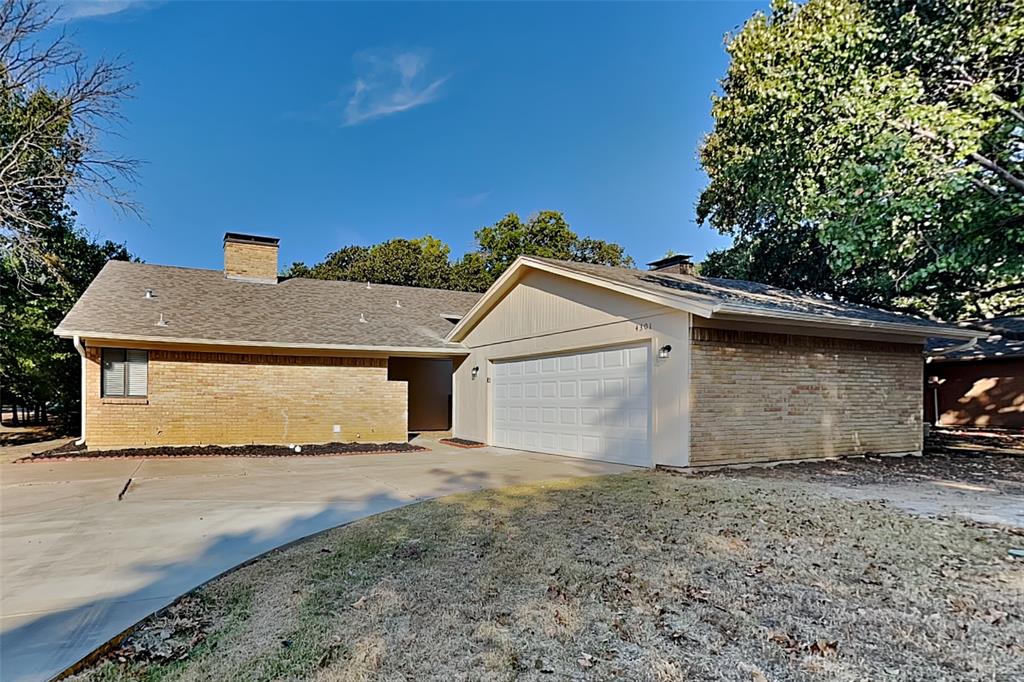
[56,234,983,467]
[925,316,1024,429]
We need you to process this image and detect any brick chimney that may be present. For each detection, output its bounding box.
[223,232,279,283]
[646,253,695,276]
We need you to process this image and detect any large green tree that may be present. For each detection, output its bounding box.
[288,211,633,293]
[473,211,633,287]
[1,0,136,428]
[1,221,132,427]
[698,0,1024,319]
[284,237,453,289]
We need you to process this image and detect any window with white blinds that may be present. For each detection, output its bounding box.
[102,348,148,397]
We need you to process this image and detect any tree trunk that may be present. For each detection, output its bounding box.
[10,404,20,426]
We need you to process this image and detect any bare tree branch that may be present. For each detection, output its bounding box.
[0,0,139,285]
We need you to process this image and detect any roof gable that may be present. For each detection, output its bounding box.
[447,257,984,342]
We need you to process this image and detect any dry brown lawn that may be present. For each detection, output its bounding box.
[74,472,1023,682]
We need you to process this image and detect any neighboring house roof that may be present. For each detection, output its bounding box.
[448,256,984,342]
[927,316,1024,362]
[55,261,482,353]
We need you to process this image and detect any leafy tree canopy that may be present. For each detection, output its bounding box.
[285,211,633,292]
[698,0,1024,320]
[1,217,133,426]
[1,0,136,426]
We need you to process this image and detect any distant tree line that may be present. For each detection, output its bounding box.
[284,210,633,292]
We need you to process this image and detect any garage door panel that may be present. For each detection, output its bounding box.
[603,377,625,397]
[602,350,624,368]
[492,345,650,466]
[603,408,625,428]
[628,408,647,429]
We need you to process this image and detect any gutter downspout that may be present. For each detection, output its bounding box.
[72,335,86,446]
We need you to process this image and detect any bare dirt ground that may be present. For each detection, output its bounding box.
[702,429,1024,531]
[70,469,1022,682]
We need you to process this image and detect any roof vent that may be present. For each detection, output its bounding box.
[156,312,168,327]
[144,288,155,299]
[359,313,367,323]
[366,281,372,289]
[647,253,695,275]
[395,300,402,308]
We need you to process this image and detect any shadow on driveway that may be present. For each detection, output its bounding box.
[0,450,630,681]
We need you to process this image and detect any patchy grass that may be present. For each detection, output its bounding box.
[71,472,1023,681]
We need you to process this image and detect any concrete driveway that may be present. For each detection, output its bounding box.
[0,441,631,681]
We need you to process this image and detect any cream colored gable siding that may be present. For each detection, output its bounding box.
[454,270,691,468]
[464,270,667,349]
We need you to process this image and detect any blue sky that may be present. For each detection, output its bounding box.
[66,1,765,272]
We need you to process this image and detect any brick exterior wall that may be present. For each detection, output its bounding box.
[690,328,923,466]
[84,347,408,448]
[224,241,278,281]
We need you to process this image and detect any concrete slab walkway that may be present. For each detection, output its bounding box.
[0,441,632,681]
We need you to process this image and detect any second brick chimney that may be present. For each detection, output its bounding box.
[223,232,279,283]
[646,253,695,276]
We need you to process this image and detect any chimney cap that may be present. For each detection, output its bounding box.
[223,232,279,247]
[646,253,692,270]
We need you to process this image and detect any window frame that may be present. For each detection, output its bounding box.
[101,348,148,398]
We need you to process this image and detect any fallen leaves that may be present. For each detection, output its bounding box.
[767,630,838,657]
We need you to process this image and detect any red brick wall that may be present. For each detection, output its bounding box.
[925,358,1024,429]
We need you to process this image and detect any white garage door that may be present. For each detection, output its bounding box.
[491,345,650,466]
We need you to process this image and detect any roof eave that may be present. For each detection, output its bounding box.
[53,328,470,356]
[711,304,986,340]
[445,256,717,342]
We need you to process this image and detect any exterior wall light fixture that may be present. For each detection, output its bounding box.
[658,345,672,359]
[471,366,480,379]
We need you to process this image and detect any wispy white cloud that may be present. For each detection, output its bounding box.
[342,48,449,126]
[456,190,492,208]
[55,0,160,21]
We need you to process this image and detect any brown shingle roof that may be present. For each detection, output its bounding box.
[529,257,976,335]
[56,261,482,351]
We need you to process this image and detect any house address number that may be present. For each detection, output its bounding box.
[635,322,652,331]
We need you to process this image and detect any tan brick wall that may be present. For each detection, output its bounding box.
[84,347,407,448]
[224,241,278,280]
[690,328,923,466]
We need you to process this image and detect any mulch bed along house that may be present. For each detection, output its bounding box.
[438,437,487,449]
[19,440,426,462]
